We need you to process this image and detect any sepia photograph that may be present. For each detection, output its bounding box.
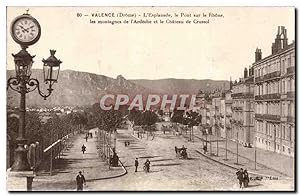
[5,6,295,191]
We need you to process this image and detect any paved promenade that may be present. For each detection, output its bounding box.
[32,128,124,191]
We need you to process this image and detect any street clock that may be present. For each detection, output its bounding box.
[10,13,41,47]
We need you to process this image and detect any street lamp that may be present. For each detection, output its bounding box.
[8,12,62,171]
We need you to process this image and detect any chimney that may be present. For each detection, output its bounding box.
[244,67,248,78]
[272,26,288,54]
[255,48,262,62]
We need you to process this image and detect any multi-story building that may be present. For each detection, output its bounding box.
[253,26,295,157]
[212,90,225,138]
[224,89,233,139]
[231,67,255,147]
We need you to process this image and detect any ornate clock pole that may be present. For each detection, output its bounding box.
[8,11,62,172]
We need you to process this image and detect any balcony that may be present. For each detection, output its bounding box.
[262,93,281,100]
[287,66,295,75]
[264,71,281,82]
[255,93,280,101]
[255,114,264,119]
[287,116,294,123]
[264,114,281,122]
[255,76,264,83]
[244,93,254,99]
[231,93,243,99]
[255,95,263,100]
[287,91,295,99]
[232,106,243,111]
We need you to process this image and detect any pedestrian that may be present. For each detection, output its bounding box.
[144,159,150,173]
[76,171,86,191]
[85,134,88,142]
[135,158,139,172]
[203,145,207,154]
[125,141,127,147]
[243,169,249,188]
[236,168,244,189]
[81,144,86,154]
[175,146,178,157]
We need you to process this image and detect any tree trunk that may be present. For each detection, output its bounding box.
[114,129,117,150]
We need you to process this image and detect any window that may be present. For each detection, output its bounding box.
[287,126,291,141]
[288,57,291,67]
[277,144,280,150]
[282,125,286,139]
[282,81,286,93]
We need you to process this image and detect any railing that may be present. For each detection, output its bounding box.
[264,71,281,81]
[255,95,263,100]
[262,93,281,100]
[287,91,295,99]
[255,114,264,119]
[264,114,281,121]
[255,76,264,83]
[255,93,280,100]
[255,71,281,83]
[287,116,295,123]
[232,93,253,99]
[255,113,281,121]
[232,106,243,110]
[287,66,295,75]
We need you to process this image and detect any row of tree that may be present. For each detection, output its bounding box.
[171,109,202,127]
[7,110,88,167]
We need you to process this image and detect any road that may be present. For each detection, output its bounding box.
[87,129,293,191]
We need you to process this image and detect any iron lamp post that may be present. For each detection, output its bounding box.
[8,49,62,171]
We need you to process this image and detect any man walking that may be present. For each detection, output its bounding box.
[236,168,244,189]
[135,158,139,172]
[76,171,86,191]
[81,144,86,154]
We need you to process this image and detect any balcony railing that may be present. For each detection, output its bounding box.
[255,76,264,83]
[287,116,294,123]
[287,91,295,99]
[287,66,295,75]
[255,114,264,119]
[264,71,281,81]
[264,114,281,121]
[255,95,263,100]
[232,93,254,99]
[232,106,243,111]
[255,93,280,101]
[262,93,281,100]
[255,114,280,121]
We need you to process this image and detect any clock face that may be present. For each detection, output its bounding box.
[11,15,41,46]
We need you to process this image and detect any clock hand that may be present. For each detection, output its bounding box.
[18,25,29,33]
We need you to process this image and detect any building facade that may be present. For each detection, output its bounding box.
[231,67,255,147]
[253,26,295,157]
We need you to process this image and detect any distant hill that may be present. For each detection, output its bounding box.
[7,69,229,107]
[130,78,229,95]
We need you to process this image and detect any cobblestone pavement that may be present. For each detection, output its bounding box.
[87,128,294,191]
[32,128,124,191]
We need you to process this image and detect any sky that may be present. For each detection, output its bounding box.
[6,6,295,80]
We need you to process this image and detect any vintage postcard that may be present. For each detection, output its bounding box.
[6,6,295,191]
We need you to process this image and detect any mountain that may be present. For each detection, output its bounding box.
[130,78,229,95]
[7,69,149,107]
[7,69,229,107]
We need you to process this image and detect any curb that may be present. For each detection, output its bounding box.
[86,158,127,182]
[194,150,291,180]
[130,133,141,141]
